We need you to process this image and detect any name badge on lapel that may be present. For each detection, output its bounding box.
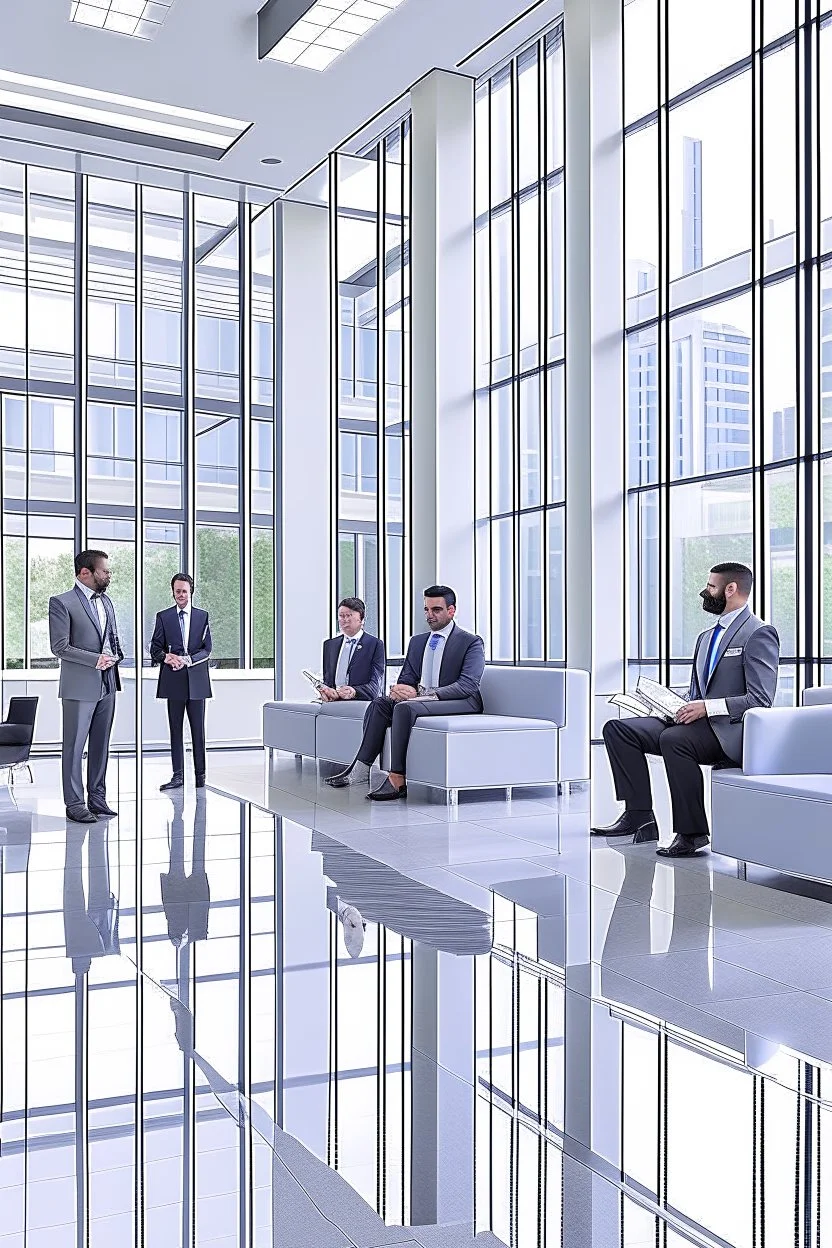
[725,647,743,657]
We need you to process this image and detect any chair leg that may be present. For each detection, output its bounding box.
[25,764,33,784]
[506,786,513,805]
[447,788,458,816]
[736,860,747,881]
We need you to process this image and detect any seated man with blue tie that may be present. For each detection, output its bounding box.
[326,585,485,800]
[319,598,385,703]
[592,563,780,857]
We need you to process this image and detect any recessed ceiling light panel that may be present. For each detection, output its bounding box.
[69,0,175,39]
[0,69,251,160]
[259,0,405,71]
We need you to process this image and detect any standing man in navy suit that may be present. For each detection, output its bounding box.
[326,585,484,800]
[150,574,213,792]
[319,597,385,703]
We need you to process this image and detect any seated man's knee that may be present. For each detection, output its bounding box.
[602,718,624,745]
[392,700,418,722]
[659,726,690,756]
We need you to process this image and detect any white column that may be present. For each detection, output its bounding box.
[564,0,625,729]
[278,199,332,701]
[410,70,475,634]
[564,0,594,679]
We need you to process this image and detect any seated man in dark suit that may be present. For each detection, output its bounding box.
[326,585,485,801]
[319,597,385,703]
[592,562,780,857]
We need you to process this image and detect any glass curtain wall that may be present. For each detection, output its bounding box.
[474,25,565,665]
[624,0,832,701]
[332,121,411,662]
[0,161,276,684]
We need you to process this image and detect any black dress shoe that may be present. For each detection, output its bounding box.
[657,834,709,858]
[326,761,370,789]
[632,822,659,844]
[160,775,184,791]
[88,803,117,818]
[591,811,657,839]
[367,777,407,801]
[195,775,205,789]
[67,807,97,823]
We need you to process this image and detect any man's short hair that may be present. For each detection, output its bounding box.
[339,597,365,619]
[711,562,753,596]
[424,585,456,608]
[172,573,195,594]
[75,549,108,577]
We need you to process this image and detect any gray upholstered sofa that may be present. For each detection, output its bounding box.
[263,667,589,801]
[711,691,832,881]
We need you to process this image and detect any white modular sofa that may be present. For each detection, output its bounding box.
[263,667,590,801]
[711,690,832,881]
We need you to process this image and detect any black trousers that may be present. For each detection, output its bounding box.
[601,715,731,840]
[356,695,480,775]
[167,699,206,777]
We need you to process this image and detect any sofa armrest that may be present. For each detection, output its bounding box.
[558,669,590,782]
[742,705,832,776]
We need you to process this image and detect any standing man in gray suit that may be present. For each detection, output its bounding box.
[593,562,780,857]
[49,550,123,824]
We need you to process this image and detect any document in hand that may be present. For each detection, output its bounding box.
[608,676,686,723]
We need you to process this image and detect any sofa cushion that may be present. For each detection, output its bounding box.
[713,771,832,802]
[480,667,566,726]
[413,713,556,733]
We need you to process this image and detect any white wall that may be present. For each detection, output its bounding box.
[1,671,273,752]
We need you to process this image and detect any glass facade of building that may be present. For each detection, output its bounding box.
[474,25,565,665]
[333,121,411,662]
[624,0,832,700]
[0,164,276,675]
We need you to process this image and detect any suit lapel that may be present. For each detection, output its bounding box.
[705,607,750,691]
[436,623,457,686]
[74,585,103,639]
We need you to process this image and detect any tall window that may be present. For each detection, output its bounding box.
[0,164,276,672]
[333,120,411,661]
[474,26,565,664]
[624,0,832,700]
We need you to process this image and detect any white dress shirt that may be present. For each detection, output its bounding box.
[76,579,114,656]
[177,604,193,666]
[335,628,364,687]
[420,620,454,691]
[703,605,746,719]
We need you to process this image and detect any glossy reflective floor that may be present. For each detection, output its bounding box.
[2,749,832,1247]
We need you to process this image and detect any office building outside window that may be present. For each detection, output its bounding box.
[624,0,832,699]
[0,164,276,675]
[474,25,565,665]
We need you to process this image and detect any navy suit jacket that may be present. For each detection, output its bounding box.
[322,632,385,701]
[150,606,213,701]
[398,623,485,710]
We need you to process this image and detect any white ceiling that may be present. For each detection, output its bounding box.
[1,0,551,197]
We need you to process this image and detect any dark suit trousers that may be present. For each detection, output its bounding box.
[357,696,479,775]
[167,700,206,776]
[601,716,729,840]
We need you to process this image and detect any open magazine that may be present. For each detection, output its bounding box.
[609,676,686,723]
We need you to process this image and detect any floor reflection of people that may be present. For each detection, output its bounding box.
[63,820,119,975]
[333,895,366,959]
[160,790,209,948]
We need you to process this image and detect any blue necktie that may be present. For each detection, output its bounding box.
[705,624,723,683]
[427,634,441,687]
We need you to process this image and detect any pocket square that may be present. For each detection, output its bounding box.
[725,647,743,657]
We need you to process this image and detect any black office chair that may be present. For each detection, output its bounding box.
[0,697,38,785]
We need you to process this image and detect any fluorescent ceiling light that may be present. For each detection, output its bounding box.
[0,69,251,160]
[69,0,175,39]
[259,0,406,71]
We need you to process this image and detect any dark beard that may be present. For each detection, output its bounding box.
[701,590,726,615]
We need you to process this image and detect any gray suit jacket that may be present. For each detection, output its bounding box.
[688,606,780,763]
[49,587,124,701]
[398,623,485,710]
